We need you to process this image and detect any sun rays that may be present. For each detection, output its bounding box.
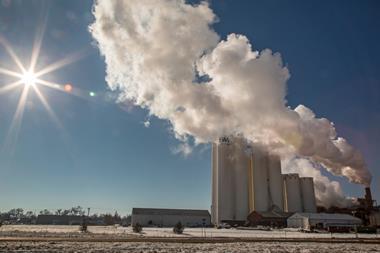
[0,20,89,155]
[2,84,30,154]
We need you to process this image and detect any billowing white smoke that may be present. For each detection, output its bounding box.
[90,0,371,196]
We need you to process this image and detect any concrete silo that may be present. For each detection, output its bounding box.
[212,137,234,223]
[249,151,285,212]
[300,177,317,212]
[250,149,269,212]
[211,136,250,224]
[211,143,218,225]
[268,155,284,211]
[232,138,250,221]
[283,174,303,212]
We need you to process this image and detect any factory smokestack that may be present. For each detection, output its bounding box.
[365,187,374,209]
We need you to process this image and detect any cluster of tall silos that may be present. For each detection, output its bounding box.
[283,174,317,213]
[211,136,317,225]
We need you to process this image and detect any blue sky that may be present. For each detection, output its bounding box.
[0,0,379,215]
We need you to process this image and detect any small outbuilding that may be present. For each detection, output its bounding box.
[131,208,211,227]
[247,210,292,228]
[287,212,362,230]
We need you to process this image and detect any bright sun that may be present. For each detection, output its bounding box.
[0,13,91,155]
[21,70,37,86]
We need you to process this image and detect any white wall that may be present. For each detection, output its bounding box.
[287,213,362,229]
[287,214,307,228]
[132,214,211,227]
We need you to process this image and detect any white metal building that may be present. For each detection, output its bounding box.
[131,208,211,227]
[287,213,362,229]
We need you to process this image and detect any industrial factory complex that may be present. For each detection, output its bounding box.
[208,136,379,230]
[211,136,316,225]
[132,136,379,231]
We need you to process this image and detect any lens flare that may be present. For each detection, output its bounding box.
[64,84,73,92]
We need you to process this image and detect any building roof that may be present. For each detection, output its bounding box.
[132,208,210,217]
[288,212,361,222]
[37,214,83,220]
[257,211,292,218]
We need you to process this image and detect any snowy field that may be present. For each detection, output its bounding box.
[0,225,379,239]
[0,226,379,252]
[0,241,379,253]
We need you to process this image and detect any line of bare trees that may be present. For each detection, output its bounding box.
[0,206,131,225]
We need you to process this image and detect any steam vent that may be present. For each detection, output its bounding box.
[211,136,317,225]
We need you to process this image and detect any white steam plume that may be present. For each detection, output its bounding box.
[90,0,371,189]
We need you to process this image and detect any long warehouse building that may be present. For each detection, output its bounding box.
[211,136,317,225]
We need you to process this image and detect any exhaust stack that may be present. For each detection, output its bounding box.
[365,187,374,209]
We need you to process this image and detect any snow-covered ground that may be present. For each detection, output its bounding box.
[0,226,379,252]
[0,225,379,239]
[0,241,379,253]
